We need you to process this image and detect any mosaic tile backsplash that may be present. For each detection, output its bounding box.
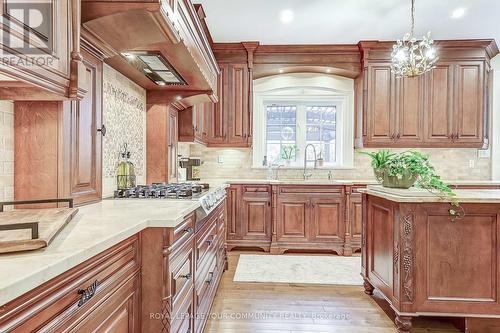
[187,145,491,181]
[102,64,147,197]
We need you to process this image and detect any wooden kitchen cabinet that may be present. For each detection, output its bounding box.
[207,63,251,147]
[364,63,396,145]
[273,185,345,255]
[146,104,178,183]
[362,193,500,332]
[0,0,86,100]
[361,41,495,148]
[178,102,209,145]
[68,45,103,205]
[14,39,104,206]
[226,185,272,251]
[0,236,141,333]
[310,196,344,243]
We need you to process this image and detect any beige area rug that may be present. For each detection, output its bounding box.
[233,254,363,285]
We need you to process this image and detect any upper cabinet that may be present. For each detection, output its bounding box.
[205,43,258,148]
[360,40,497,148]
[0,0,87,100]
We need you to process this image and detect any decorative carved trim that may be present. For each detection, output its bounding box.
[161,296,172,333]
[395,316,412,333]
[401,213,414,303]
[393,240,399,275]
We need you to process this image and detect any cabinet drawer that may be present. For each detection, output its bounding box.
[170,240,194,311]
[172,213,195,248]
[61,272,141,333]
[242,185,270,193]
[195,255,217,310]
[0,236,140,333]
[171,285,194,333]
[195,218,218,271]
[279,185,343,195]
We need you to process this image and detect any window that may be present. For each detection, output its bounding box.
[253,73,355,168]
[263,103,339,166]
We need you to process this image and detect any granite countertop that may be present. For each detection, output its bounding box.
[360,185,500,203]
[0,198,204,306]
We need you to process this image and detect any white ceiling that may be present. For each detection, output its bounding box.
[197,0,500,44]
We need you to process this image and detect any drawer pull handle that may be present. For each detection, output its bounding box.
[183,227,193,233]
[206,239,213,245]
[180,273,192,280]
[206,272,214,284]
[77,280,99,307]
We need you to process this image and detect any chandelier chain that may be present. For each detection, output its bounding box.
[411,0,415,36]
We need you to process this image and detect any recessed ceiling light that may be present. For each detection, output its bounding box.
[326,68,332,73]
[280,9,294,24]
[175,95,182,101]
[279,69,284,73]
[451,7,466,19]
[156,81,166,86]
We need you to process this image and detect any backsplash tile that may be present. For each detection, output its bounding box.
[187,145,491,181]
[0,101,14,200]
[102,64,147,197]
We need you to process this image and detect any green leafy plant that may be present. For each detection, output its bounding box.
[360,150,460,208]
[280,144,298,161]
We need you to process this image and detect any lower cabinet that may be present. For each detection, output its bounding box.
[226,184,365,255]
[141,202,227,333]
[0,236,141,333]
[226,185,272,251]
[274,186,345,255]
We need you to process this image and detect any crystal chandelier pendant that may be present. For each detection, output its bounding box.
[391,0,438,78]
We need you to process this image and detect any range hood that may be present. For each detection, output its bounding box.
[81,0,219,105]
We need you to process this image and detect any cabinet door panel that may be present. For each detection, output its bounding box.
[277,196,309,242]
[350,195,363,239]
[455,62,484,143]
[365,64,395,144]
[397,75,424,142]
[70,49,102,205]
[310,196,344,242]
[208,66,227,144]
[241,194,271,240]
[424,64,454,142]
[168,108,178,182]
[228,64,249,144]
[226,186,240,239]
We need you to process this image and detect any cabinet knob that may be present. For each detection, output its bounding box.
[183,227,193,233]
[180,273,192,280]
[97,124,106,137]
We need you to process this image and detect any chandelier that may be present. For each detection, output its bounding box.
[391,0,438,78]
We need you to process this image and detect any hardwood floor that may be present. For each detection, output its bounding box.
[204,251,462,333]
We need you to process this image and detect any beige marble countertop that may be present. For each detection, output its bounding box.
[360,185,500,203]
[213,179,500,186]
[0,199,204,306]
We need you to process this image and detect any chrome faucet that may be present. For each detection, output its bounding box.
[303,144,317,180]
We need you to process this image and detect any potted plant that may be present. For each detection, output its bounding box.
[280,144,298,166]
[316,151,324,167]
[361,150,454,194]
